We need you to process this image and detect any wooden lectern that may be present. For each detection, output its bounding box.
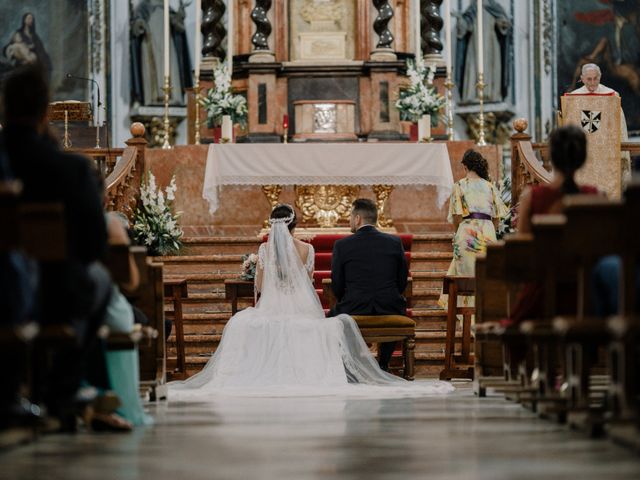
[560,94,622,198]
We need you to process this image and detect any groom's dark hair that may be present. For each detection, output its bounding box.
[352,198,377,225]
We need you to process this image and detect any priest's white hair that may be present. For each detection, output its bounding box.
[581,63,601,76]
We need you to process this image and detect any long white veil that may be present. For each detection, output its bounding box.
[169,210,453,398]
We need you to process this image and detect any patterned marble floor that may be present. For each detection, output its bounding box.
[3,384,640,480]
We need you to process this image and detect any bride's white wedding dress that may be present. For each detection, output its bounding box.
[169,216,453,399]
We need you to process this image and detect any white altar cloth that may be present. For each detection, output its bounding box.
[203,143,454,214]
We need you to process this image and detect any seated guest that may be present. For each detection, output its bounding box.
[1,65,112,428]
[102,212,152,427]
[0,136,40,428]
[330,198,408,371]
[508,125,599,325]
[439,150,508,308]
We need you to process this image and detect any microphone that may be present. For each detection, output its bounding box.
[66,73,106,150]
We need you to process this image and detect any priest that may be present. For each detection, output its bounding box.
[570,63,630,182]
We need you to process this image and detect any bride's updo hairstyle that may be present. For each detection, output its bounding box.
[270,204,297,232]
[461,149,490,181]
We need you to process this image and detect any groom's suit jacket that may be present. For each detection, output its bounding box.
[330,225,408,316]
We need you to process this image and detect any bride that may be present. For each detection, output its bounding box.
[169,205,453,399]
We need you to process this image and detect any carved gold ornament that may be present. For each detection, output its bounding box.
[295,185,360,228]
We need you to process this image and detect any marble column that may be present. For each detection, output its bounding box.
[250,0,275,62]
[202,0,227,67]
[371,0,396,61]
[422,0,445,65]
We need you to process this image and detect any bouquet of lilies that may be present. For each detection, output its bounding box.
[201,61,248,128]
[395,58,445,123]
[132,172,183,256]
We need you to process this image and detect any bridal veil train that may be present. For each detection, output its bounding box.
[169,207,453,399]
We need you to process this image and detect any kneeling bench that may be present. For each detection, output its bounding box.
[351,315,416,381]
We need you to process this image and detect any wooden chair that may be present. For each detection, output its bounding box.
[224,279,255,315]
[322,278,416,381]
[164,278,188,379]
[440,276,474,380]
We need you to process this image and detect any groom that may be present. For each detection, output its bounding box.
[329,198,409,371]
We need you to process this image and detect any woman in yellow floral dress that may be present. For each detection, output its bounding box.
[439,150,508,307]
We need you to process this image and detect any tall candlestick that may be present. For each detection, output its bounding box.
[164,0,170,78]
[194,0,201,79]
[415,0,421,61]
[444,0,452,74]
[227,0,233,68]
[476,0,483,76]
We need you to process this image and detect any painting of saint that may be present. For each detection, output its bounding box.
[3,12,52,74]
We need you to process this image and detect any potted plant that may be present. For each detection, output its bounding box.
[201,61,248,142]
[395,59,445,141]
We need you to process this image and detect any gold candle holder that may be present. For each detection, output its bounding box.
[63,109,71,149]
[194,78,201,145]
[476,72,487,147]
[444,71,455,141]
[162,75,172,150]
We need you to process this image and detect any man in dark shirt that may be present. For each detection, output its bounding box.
[1,65,111,422]
[330,198,409,371]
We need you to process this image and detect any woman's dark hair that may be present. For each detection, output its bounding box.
[549,125,587,194]
[270,204,297,231]
[21,13,35,33]
[461,149,490,181]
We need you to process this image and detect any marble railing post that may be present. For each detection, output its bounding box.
[422,0,444,64]
[250,0,275,62]
[202,0,227,63]
[371,0,396,61]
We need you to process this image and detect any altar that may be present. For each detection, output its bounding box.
[203,143,454,229]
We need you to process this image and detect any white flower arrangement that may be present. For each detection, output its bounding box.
[395,58,445,123]
[133,172,183,256]
[201,61,248,128]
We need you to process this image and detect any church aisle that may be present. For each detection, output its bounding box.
[3,385,640,480]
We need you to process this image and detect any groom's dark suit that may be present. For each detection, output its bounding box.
[330,225,409,369]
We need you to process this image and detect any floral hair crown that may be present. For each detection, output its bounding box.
[269,204,295,225]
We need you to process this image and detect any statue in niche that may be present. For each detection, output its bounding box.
[455,0,512,104]
[300,0,345,30]
[130,0,193,106]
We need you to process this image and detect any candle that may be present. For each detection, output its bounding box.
[476,0,483,76]
[444,0,452,74]
[164,0,170,78]
[194,0,201,79]
[283,114,289,129]
[418,114,431,142]
[221,115,233,141]
[227,0,233,69]
[415,0,421,61]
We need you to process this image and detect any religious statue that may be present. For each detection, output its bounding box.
[130,0,193,106]
[455,0,512,104]
[2,13,52,75]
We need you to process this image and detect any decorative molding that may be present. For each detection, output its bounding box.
[372,0,394,49]
[202,0,227,59]
[90,0,104,74]
[422,0,444,56]
[542,0,552,75]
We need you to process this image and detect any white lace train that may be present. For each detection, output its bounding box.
[169,218,453,400]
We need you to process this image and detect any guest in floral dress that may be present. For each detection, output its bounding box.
[439,150,508,308]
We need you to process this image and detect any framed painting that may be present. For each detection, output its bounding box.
[557,0,640,135]
[0,0,108,106]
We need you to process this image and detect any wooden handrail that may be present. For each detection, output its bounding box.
[510,119,553,205]
[104,123,148,220]
[518,141,553,184]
